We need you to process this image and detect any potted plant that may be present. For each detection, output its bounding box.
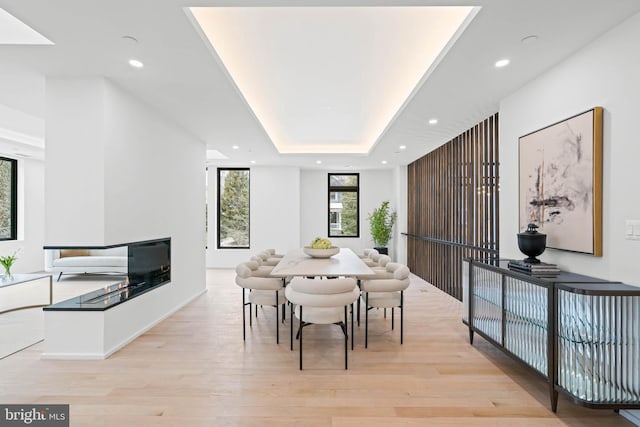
[367,201,397,255]
[0,249,19,280]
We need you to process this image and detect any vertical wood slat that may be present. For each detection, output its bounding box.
[407,113,499,301]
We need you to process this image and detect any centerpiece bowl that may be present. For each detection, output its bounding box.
[303,246,340,258]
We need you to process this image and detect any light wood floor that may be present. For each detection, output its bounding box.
[0,269,634,426]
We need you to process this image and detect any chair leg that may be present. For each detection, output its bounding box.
[344,305,348,370]
[391,307,394,330]
[290,301,294,351]
[299,305,303,370]
[242,289,246,341]
[356,281,361,327]
[365,292,369,349]
[275,291,279,345]
[400,291,404,345]
[351,303,354,350]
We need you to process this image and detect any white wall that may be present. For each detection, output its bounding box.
[45,78,106,245]
[0,157,45,273]
[206,166,300,268]
[499,11,640,286]
[300,169,397,259]
[101,81,207,305]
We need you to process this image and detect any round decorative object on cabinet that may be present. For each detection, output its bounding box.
[517,223,546,264]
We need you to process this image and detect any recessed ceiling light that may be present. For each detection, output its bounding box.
[250,160,256,164]
[122,35,139,44]
[128,59,144,68]
[399,145,407,150]
[381,160,388,165]
[232,145,239,150]
[521,35,538,45]
[428,118,438,125]
[316,160,322,164]
[495,58,510,68]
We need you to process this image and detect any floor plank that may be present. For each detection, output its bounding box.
[0,269,634,426]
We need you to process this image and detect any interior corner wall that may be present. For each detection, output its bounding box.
[206,166,300,268]
[44,77,106,246]
[299,169,396,259]
[499,11,640,286]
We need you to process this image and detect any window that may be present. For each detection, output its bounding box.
[328,173,359,238]
[217,168,250,249]
[0,157,17,241]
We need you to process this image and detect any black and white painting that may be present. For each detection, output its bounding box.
[519,108,602,255]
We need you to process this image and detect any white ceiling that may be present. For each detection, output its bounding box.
[1,0,640,169]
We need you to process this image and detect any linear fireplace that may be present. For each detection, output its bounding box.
[44,237,171,311]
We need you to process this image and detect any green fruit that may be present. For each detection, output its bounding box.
[310,237,332,249]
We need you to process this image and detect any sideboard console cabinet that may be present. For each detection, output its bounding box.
[463,259,640,412]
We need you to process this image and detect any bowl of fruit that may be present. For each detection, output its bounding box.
[303,238,340,258]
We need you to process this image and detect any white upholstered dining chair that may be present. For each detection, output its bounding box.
[285,277,359,370]
[359,262,410,348]
[235,261,286,344]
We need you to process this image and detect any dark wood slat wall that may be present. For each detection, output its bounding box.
[407,114,499,301]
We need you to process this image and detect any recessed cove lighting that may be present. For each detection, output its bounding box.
[428,118,438,125]
[232,145,239,150]
[381,160,388,165]
[190,6,478,154]
[399,145,407,150]
[316,160,322,164]
[128,59,144,68]
[495,58,510,68]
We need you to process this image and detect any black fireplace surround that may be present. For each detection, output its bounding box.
[44,238,171,311]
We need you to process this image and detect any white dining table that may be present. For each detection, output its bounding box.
[270,247,375,278]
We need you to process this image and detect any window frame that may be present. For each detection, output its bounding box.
[0,157,18,241]
[327,172,360,238]
[217,167,250,249]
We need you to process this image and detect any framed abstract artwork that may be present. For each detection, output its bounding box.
[519,107,603,256]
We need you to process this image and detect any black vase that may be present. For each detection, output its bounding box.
[374,247,389,255]
[517,223,546,264]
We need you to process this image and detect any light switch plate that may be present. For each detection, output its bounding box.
[626,220,640,240]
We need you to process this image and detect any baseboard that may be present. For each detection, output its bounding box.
[41,352,106,360]
[621,410,640,426]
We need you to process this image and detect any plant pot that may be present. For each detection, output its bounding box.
[374,247,388,255]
